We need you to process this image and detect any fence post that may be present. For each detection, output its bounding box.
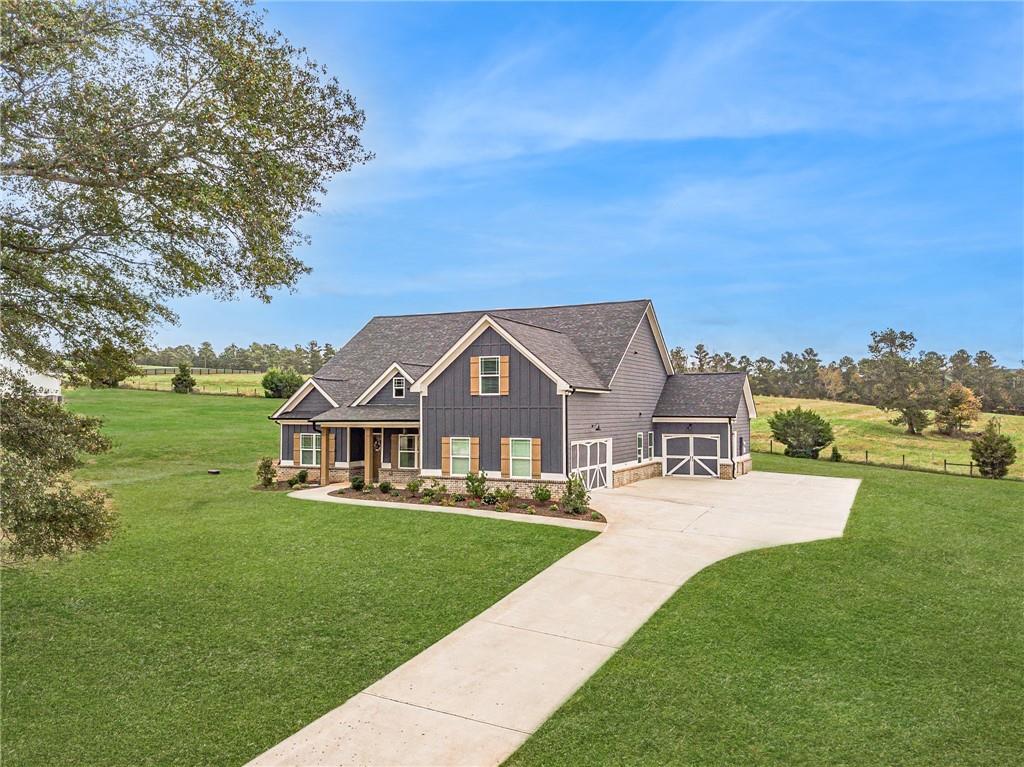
[769,439,773,454]
[970,462,974,477]
[864,450,868,464]
[943,459,947,473]
[902,454,905,467]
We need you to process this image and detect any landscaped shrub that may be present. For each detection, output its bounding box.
[261,368,305,399]
[378,480,392,494]
[465,470,487,499]
[295,469,308,484]
[287,475,302,488]
[482,491,498,505]
[495,501,511,513]
[256,457,275,488]
[350,475,365,491]
[830,446,843,463]
[970,418,1017,479]
[171,363,195,394]
[452,492,467,502]
[406,478,422,495]
[495,485,517,504]
[531,484,552,503]
[767,406,835,458]
[562,474,590,515]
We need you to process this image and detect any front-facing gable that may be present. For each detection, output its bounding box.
[270,378,338,420]
[350,362,422,406]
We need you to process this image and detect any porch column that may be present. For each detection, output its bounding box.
[320,426,330,485]
[364,428,374,484]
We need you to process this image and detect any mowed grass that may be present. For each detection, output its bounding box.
[121,371,271,396]
[752,396,1024,479]
[1,390,594,767]
[507,454,1024,767]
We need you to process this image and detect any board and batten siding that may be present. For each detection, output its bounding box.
[567,314,668,466]
[421,327,562,474]
[280,425,348,463]
[280,386,331,419]
[734,396,751,456]
[367,377,417,406]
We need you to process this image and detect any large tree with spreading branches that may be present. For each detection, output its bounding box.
[1,0,370,557]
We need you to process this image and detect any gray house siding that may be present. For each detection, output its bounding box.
[566,314,668,466]
[734,397,751,456]
[368,376,416,406]
[654,422,730,460]
[281,423,318,461]
[281,387,331,419]
[382,426,419,465]
[421,327,562,475]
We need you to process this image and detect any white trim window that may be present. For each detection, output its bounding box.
[647,431,654,460]
[398,434,418,469]
[392,376,405,399]
[450,437,471,476]
[300,432,321,466]
[636,432,644,463]
[509,438,532,479]
[479,356,500,395]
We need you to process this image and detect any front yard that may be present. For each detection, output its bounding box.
[507,454,1024,766]
[1,390,594,766]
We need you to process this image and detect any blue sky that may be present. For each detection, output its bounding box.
[163,2,1023,364]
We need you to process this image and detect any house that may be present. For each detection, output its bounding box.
[269,300,755,496]
[0,357,62,402]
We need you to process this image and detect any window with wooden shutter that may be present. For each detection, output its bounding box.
[531,437,541,479]
[469,357,480,395]
[500,437,510,478]
[499,355,510,395]
[441,437,451,476]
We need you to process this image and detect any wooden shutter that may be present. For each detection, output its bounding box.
[470,437,479,473]
[531,438,541,479]
[293,432,301,464]
[391,433,399,468]
[469,356,480,395]
[499,355,510,395]
[500,437,510,478]
[327,430,336,466]
[441,437,451,477]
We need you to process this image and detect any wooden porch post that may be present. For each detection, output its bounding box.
[320,426,330,485]
[364,428,374,484]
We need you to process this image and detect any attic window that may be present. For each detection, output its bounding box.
[392,376,405,398]
[479,356,500,395]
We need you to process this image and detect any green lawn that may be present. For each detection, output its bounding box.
[507,454,1024,767]
[1,390,594,767]
[752,396,1024,479]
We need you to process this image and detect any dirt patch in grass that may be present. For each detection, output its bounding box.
[328,487,605,524]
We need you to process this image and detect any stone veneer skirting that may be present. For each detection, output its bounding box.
[612,460,663,488]
[274,461,353,485]
[378,467,421,485]
[429,476,569,500]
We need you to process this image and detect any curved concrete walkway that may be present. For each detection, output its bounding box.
[247,471,860,767]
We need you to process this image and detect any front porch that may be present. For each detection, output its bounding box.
[277,421,420,486]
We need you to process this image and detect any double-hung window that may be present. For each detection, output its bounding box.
[636,432,644,463]
[392,376,405,398]
[300,432,321,466]
[450,437,471,475]
[647,431,654,460]
[509,438,532,479]
[479,356,500,395]
[398,434,418,469]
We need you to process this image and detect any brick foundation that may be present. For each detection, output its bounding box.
[612,460,663,488]
[274,460,353,485]
[718,462,734,480]
[379,467,421,486]
[428,475,569,500]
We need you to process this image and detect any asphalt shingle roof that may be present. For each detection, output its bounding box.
[654,372,748,418]
[286,299,653,422]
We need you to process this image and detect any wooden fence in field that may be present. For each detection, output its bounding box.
[136,366,266,375]
[118,381,272,398]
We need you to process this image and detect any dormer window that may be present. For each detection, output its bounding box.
[479,356,500,395]
[392,376,405,398]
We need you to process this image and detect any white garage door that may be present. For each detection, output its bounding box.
[663,434,719,478]
[570,439,611,490]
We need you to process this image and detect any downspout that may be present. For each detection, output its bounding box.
[564,389,572,478]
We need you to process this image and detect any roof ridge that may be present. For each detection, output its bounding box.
[489,314,563,333]
[368,298,650,321]
[679,371,747,376]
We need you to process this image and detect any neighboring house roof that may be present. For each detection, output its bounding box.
[283,299,665,422]
[654,372,755,418]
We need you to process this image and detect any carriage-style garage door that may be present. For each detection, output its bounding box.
[570,439,611,490]
[663,434,720,478]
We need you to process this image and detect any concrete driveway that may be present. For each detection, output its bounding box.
[247,471,860,767]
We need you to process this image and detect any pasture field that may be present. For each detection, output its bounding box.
[751,396,1024,479]
[121,370,271,396]
[1,390,593,766]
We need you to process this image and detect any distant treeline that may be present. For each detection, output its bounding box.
[671,332,1023,414]
[137,341,336,375]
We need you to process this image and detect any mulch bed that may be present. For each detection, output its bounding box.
[328,486,605,524]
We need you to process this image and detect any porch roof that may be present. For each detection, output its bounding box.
[309,403,420,424]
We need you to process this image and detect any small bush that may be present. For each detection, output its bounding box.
[495,485,517,504]
[590,511,602,521]
[482,491,498,505]
[562,474,590,515]
[453,492,467,502]
[439,496,456,507]
[970,418,1017,479]
[550,504,559,513]
[495,501,511,513]
[379,480,392,494]
[295,469,308,484]
[467,500,479,508]
[350,475,365,491]
[517,502,530,510]
[465,471,487,499]
[287,475,301,488]
[171,363,195,394]
[256,456,275,488]
[767,406,834,459]
[261,368,305,399]
[531,484,552,503]
[406,478,423,495]
[830,446,843,463]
